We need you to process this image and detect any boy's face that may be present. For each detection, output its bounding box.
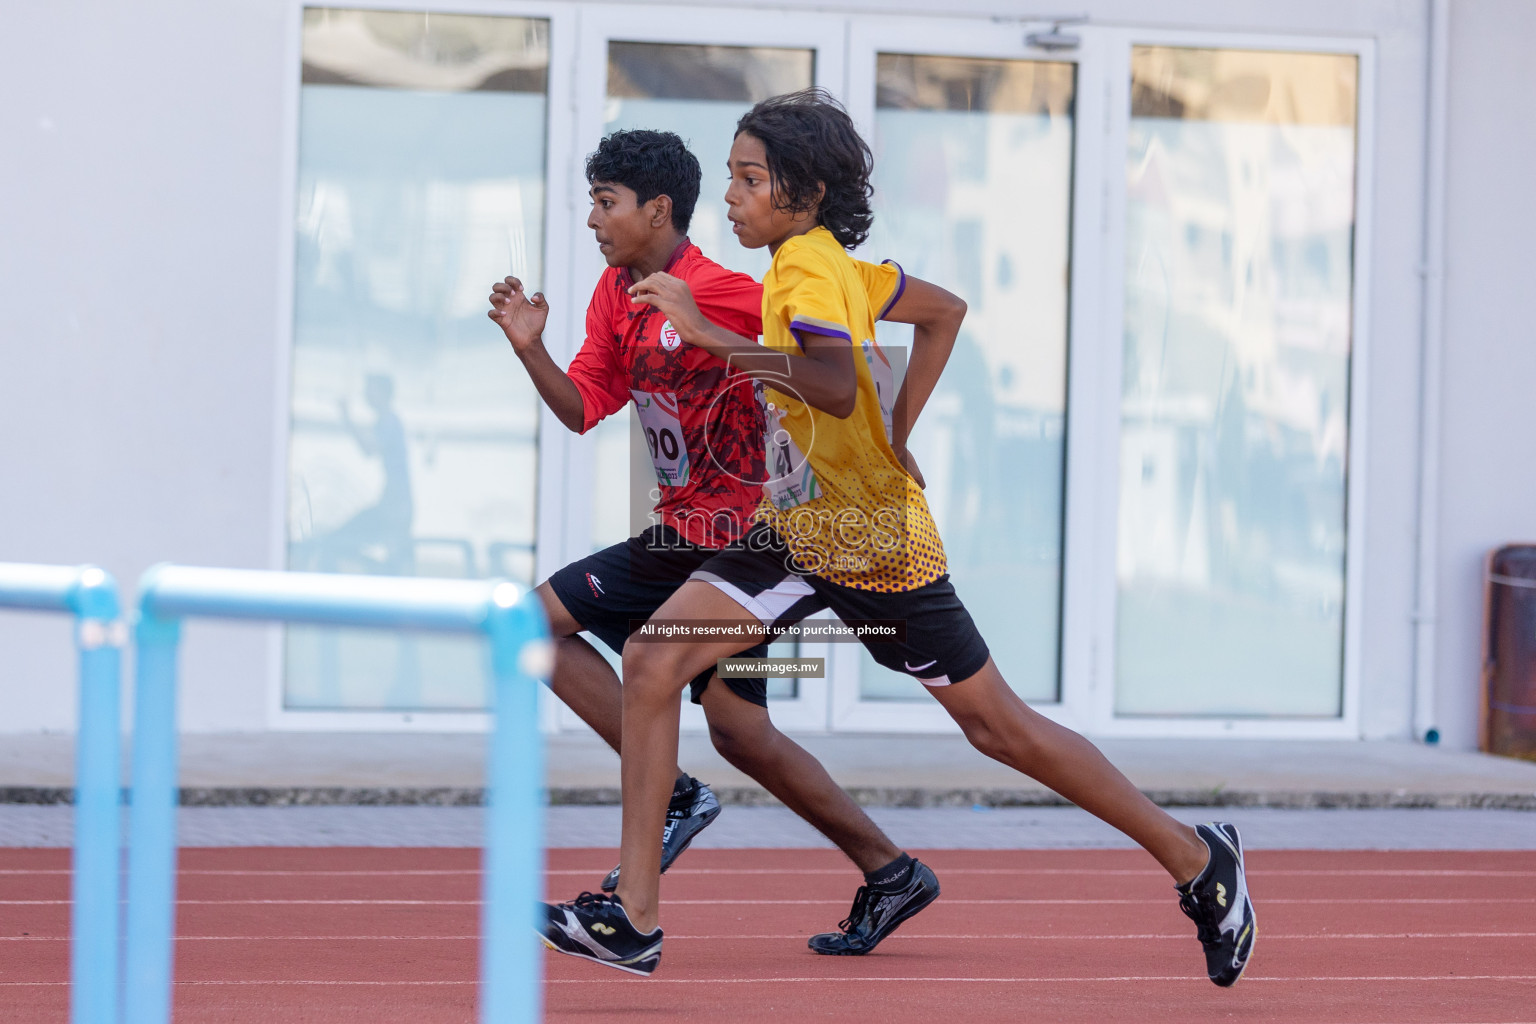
[587,180,664,268]
[725,133,814,251]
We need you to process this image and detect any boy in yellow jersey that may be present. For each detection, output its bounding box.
[540,90,1256,989]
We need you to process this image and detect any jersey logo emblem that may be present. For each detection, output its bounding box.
[904,659,938,673]
[586,573,605,597]
[658,320,682,351]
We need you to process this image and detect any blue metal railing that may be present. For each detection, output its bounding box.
[0,563,125,1024]
[121,565,550,1024]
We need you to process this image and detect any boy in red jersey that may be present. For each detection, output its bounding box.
[543,95,1256,989]
[491,130,934,958]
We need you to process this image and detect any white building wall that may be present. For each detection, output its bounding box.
[1,0,293,732]
[1434,0,1536,749]
[0,0,1449,738]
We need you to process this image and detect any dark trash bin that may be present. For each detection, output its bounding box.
[1483,545,1536,761]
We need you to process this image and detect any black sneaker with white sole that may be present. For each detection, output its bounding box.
[600,777,721,892]
[1177,822,1256,987]
[539,891,663,976]
[807,859,941,955]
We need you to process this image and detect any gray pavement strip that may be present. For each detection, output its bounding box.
[2,805,1534,850]
[5,786,1534,810]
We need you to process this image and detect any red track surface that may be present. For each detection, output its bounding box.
[3,846,1535,1022]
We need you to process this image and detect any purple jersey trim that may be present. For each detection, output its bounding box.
[788,317,853,343]
[877,260,907,320]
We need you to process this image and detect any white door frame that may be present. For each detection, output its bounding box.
[265,6,1375,741]
[556,3,851,734]
[828,16,1106,735]
[1084,27,1375,739]
[266,0,580,732]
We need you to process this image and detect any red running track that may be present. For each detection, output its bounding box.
[3,846,1535,1023]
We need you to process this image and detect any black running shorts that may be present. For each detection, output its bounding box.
[691,524,991,687]
[546,525,771,706]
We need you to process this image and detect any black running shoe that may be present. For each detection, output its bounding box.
[807,859,941,955]
[600,778,721,892]
[1177,822,1256,987]
[538,891,663,976]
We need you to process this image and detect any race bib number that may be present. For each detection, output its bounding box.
[631,389,689,488]
[763,398,820,511]
[862,338,895,443]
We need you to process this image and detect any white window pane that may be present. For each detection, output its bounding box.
[587,42,816,559]
[1115,47,1357,717]
[284,9,548,711]
[860,54,1075,703]
[583,42,814,700]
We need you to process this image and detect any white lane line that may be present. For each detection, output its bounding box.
[564,868,1536,879]
[0,869,482,877]
[8,975,1536,988]
[666,931,1536,941]
[6,897,1536,906]
[5,867,1535,878]
[0,900,476,906]
[533,974,1536,985]
[0,934,480,941]
[5,931,1536,942]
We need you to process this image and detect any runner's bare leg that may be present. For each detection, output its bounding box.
[616,582,767,932]
[699,682,899,873]
[536,582,685,777]
[929,657,1208,884]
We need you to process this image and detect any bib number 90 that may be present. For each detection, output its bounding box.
[647,425,680,463]
[631,389,690,487]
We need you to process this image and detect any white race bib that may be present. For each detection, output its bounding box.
[862,338,895,443]
[763,398,819,511]
[631,389,689,487]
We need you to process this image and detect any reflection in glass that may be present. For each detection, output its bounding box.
[859,54,1075,702]
[591,42,814,700]
[605,43,813,284]
[1116,47,1357,717]
[284,9,548,710]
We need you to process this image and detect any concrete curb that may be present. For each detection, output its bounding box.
[4,785,1535,810]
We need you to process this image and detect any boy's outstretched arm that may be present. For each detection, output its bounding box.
[881,275,966,452]
[488,275,586,433]
[628,272,859,418]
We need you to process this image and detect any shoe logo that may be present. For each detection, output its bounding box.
[591,923,616,936]
[871,893,903,929]
[586,573,605,597]
[1216,883,1228,908]
[904,659,938,673]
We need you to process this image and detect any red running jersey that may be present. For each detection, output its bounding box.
[567,240,765,549]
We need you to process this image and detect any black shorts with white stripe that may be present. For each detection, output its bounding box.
[547,525,771,706]
[690,524,991,687]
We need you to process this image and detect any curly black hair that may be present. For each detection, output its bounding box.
[734,88,874,250]
[584,129,701,233]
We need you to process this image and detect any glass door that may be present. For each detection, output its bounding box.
[557,6,849,732]
[274,9,1372,740]
[1091,32,1371,735]
[831,20,1096,732]
[282,8,553,715]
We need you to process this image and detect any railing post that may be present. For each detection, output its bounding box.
[480,586,550,1024]
[110,565,547,1023]
[66,568,124,1024]
[123,599,183,1024]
